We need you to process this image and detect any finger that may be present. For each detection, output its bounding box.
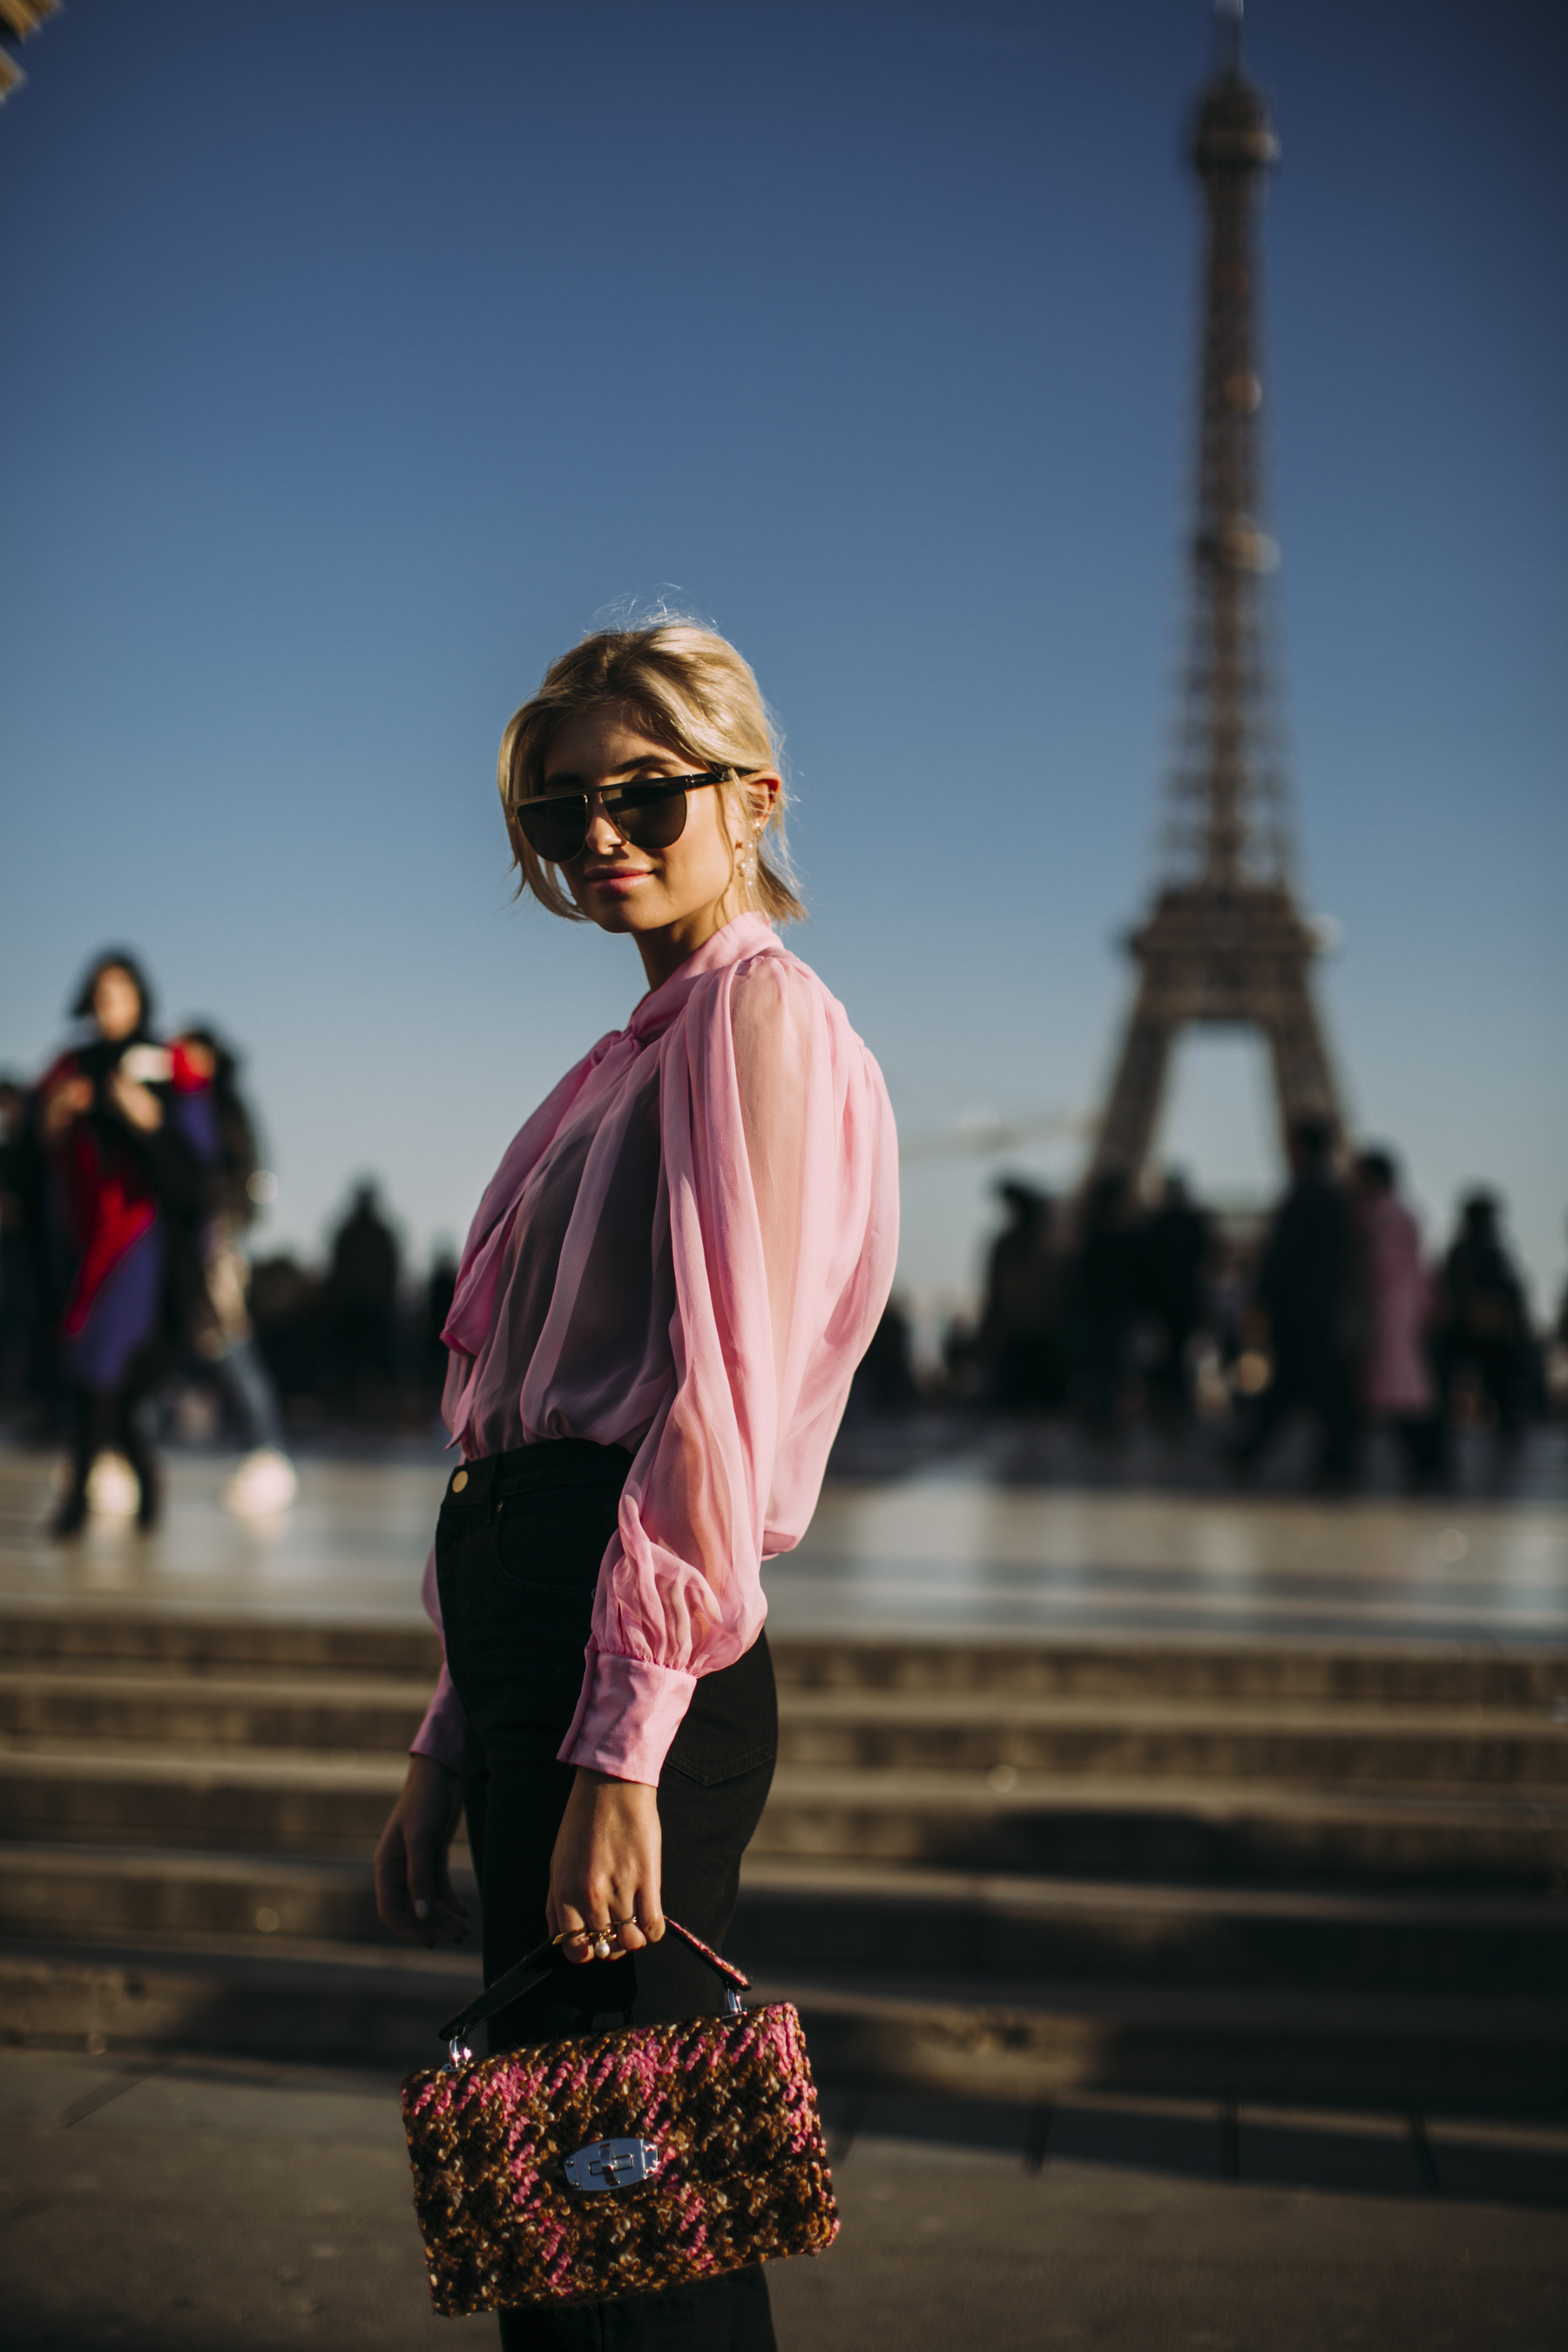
[374,1826,429,1945]
[600,1888,645,1952]
[396,1821,470,1948]
[405,1842,447,1945]
[566,1874,620,1959]
[553,1901,597,1966]
[633,1877,665,1944]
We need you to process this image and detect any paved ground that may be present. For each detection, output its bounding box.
[0,2051,1565,2350]
[3,1443,1567,1647]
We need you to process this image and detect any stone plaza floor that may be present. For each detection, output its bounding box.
[3,1436,1567,1649]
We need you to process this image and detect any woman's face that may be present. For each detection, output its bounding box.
[91,966,143,1042]
[537,706,767,948]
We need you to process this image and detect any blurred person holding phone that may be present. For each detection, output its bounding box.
[26,951,215,1535]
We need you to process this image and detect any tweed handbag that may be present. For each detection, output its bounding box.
[401,1918,838,2317]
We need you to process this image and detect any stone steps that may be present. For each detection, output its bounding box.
[0,1668,434,1753]
[750,1764,1568,1884]
[0,1609,442,1679]
[0,1740,405,1855]
[3,1934,1562,2116]
[734,1857,1568,1997]
[3,1842,1564,1997]
[775,1687,1568,1786]
[3,1599,1565,2102]
[4,1666,1565,1789]
[772,1634,1568,1711]
[6,1606,1566,1707]
[0,1842,472,1948]
[3,1740,1563,1882]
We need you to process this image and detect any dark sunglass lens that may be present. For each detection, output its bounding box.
[517,795,590,863]
[610,781,689,851]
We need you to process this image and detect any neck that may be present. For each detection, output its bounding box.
[633,896,749,993]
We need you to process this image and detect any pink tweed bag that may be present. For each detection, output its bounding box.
[401,1919,839,2317]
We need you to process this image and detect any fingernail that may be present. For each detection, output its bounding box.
[415,1899,429,1920]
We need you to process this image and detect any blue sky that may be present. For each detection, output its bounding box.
[1,0,1564,1327]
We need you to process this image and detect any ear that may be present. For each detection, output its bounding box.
[746,774,781,830]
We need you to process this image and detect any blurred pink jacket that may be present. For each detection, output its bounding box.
[1361,1191,1435,1416]
[410,913,899,1785]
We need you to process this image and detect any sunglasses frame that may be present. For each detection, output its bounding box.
[512,769,736,867]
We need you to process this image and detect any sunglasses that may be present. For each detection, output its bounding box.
[514,769,734,866]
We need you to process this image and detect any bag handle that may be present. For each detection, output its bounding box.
[436,1918,750,2051]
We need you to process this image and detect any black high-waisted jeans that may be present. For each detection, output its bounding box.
[435,1440,779,2352]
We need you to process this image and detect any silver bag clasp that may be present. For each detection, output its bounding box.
[563,2138,660,2193]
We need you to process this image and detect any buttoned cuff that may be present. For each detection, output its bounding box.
[560,1652,698,1784]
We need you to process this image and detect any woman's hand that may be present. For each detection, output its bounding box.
[374,1754,470,1948]
[548,1768,664,1962]
[106,1071,163,1133]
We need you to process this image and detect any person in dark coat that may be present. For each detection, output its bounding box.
[0,1076,50,1421]
[977,1180,1065,1410]
[848,1294,921,1417]
[422,1247,460,1413]
[27,952,217,1534]
[1140,1170,1213,1424]
[1233,1117,1358,1486]
[328,1179,402,1419]
[1433,1193,1533,1455]
[1066,1171,1141,1436]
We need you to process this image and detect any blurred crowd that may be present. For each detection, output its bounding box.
[857,1116,1565,1494]
[0,949,454,1534]
[3,950,1562,1526]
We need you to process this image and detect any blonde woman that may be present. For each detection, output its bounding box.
[375,624,898,2349]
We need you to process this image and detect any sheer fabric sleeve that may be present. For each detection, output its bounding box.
[560,951,899,1782]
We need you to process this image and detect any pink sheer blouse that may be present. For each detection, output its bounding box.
[410,913,899,1785]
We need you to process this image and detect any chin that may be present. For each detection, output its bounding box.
[582,898,653,935]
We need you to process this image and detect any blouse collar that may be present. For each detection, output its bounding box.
[626,913,779,1044]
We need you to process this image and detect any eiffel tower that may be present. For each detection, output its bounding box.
[1086,1,1344,1192]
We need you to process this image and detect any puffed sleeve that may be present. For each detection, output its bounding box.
[559,950,899,1781]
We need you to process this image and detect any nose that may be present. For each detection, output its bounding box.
[582,794,629,857]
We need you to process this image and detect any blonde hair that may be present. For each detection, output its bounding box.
[497,623,804,924]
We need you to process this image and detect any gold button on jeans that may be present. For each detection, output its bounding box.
[451,1469,469,1493]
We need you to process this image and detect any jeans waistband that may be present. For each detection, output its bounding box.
[442,1438,635,1507]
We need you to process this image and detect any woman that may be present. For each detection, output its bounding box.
[30,952,216,1535]
[375,624,897,2350]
